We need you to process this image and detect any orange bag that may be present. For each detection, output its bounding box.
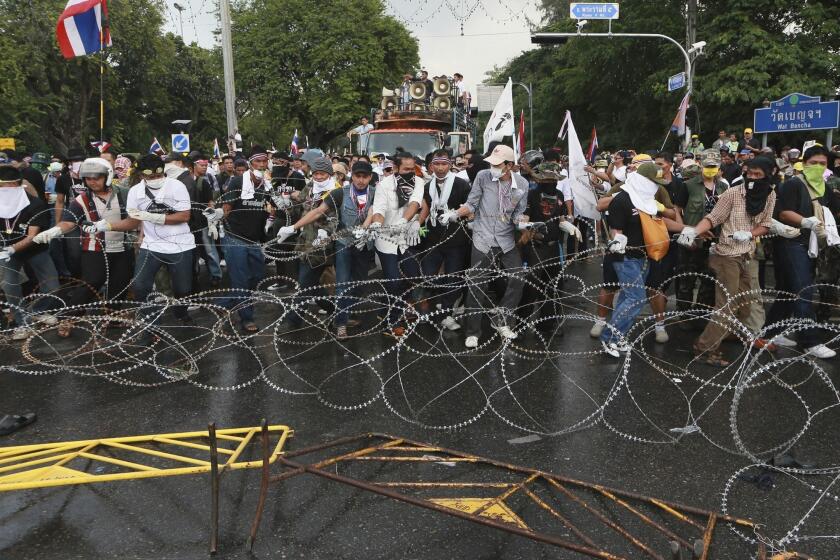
[638,212,670,261]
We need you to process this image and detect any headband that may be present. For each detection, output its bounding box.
[248,152,268,162]
[432,156,452,165]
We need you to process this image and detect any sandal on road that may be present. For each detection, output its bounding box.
[241,322,258,334]
[0,413,37,436]
[57,321,73,338]
[693,343,731,367]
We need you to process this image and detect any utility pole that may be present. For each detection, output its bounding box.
[173,2,185,39]
[219,0,239,142]
[685,0,697,149]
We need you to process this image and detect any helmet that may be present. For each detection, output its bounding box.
[523,150,544,168]
[79,157,113,186]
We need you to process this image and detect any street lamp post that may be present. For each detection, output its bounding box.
[514,82,534,150]
[532,32,702,150]
[173,2,185,39]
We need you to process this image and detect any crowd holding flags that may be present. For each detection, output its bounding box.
[290,130,300,155]
[149,137,165,155]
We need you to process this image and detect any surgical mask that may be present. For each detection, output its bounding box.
[803,164,827,186]
[251,169,264,180]
[702,167,719,179]
[145,178,165,189]
[490,166,504,180]
[164,163,182,179]
[70,162,82,174]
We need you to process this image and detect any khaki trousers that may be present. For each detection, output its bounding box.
[695,253,752,353]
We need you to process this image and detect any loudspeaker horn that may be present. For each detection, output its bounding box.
[433,78,452,96]
[381,97,397,110]
[432,97,452,110]
[409,81,427,100]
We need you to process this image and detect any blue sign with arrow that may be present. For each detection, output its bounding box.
[668,72,686,92]
[569,2,619,20]
[753,93,839,134]
[171,133,191,153]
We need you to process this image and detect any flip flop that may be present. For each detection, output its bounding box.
[0,412,37,436]
[241,322,259,334]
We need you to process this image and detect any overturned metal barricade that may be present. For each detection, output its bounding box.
[248,431,774,559]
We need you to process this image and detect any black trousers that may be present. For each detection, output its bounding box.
[64,250,132,315]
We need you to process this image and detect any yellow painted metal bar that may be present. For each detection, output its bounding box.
[77,452,161,472]
[0,425,293,492]
[152,437,236,455]
[103,441,210,467]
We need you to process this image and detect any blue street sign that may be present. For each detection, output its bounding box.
[668,72,686,92]
[569,2,619,20]
[753,93,840,134]
[171,133,190,153]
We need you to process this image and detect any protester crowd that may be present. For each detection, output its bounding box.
[0,128,838,365]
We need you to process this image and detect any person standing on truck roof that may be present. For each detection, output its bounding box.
[347,117,373,154]
[420,70,433,105]
[400,73,413,109]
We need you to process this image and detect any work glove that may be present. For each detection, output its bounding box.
[405,220,421,247]
[129,209,166,225]
[202,207,224,224]
[33,226,63,244]
[0,247,15,261]
[276,225,296,244]
[769,219,800,239]
[558,220,583,242]
[312,228,329,248]
[352,227,369,250]
[677,226,698,248]
[264,216,275,234]
[800,216,821,230]
[608,233,628,254]
[272,194,292,210]
[207,222,219,240]
[439,210,458,225]
[81,220,111,235]
[731,230,752,242]
[517,221,544,231]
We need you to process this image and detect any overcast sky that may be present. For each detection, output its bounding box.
[162,0,543,94]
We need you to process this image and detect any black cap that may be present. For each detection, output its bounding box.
[0,165,22,182]
[272,151,290,161]
[233,158,248,167]
[67,147,86,162]
[351,161,373,174]
[137,154,165,175]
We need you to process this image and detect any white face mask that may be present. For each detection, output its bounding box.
[313,177,333,191]
[490,166,504,180]
[251,169,264,180]
[164,163,182,179]
[146,178,165,189]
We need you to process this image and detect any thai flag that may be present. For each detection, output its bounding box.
[585,127,598,163]
[90,140,111,154]
[670,94,690,137]
[56,0,111,60]
[149,137,165,155]
[290,130,299,155]
[213,138,221,159]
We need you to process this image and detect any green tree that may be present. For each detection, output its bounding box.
[231,0,419,148]
[492,0,840,152]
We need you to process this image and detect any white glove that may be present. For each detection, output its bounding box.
[769,219,800,239]
[202,207,224,224]
[558,220,583,242]
[47,193,58,204]
[33,226,63,244]
[608,233,628,254]
[677,226,698,248]
[81,220,111,234]
[369,221,382,231]
[312,228,329,248]
[0,247,14,261]
[207,222,219,240]
[405,221,421,246]
[517,222,535,231]
[276,225,296,243]
[129,209,166,225]
[394,217,408,231]
[732,230,752,242]
[439,210,458,225]
[352,227,369,250]
[264,216,275,234]
[800,216,821,230]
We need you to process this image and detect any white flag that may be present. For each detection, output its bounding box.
[483,78,515,153]
[558,111,600,221]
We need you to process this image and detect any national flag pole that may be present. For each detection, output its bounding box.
[98,0,109,142]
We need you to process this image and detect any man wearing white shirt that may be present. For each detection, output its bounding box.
[126,154,196,330]
[368,151,424,337]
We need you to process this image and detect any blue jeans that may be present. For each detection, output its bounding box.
[377,250,412,325]
[286,260,329,326]
[334,243,373,326]
[601,257,649,345]
[0,251,60,326]
[200,229,222,280]
[133,248,193,322]
[766,238,818,347]
[221,236,265,323]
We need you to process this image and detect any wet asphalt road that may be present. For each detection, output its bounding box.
[1,258,838,559]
